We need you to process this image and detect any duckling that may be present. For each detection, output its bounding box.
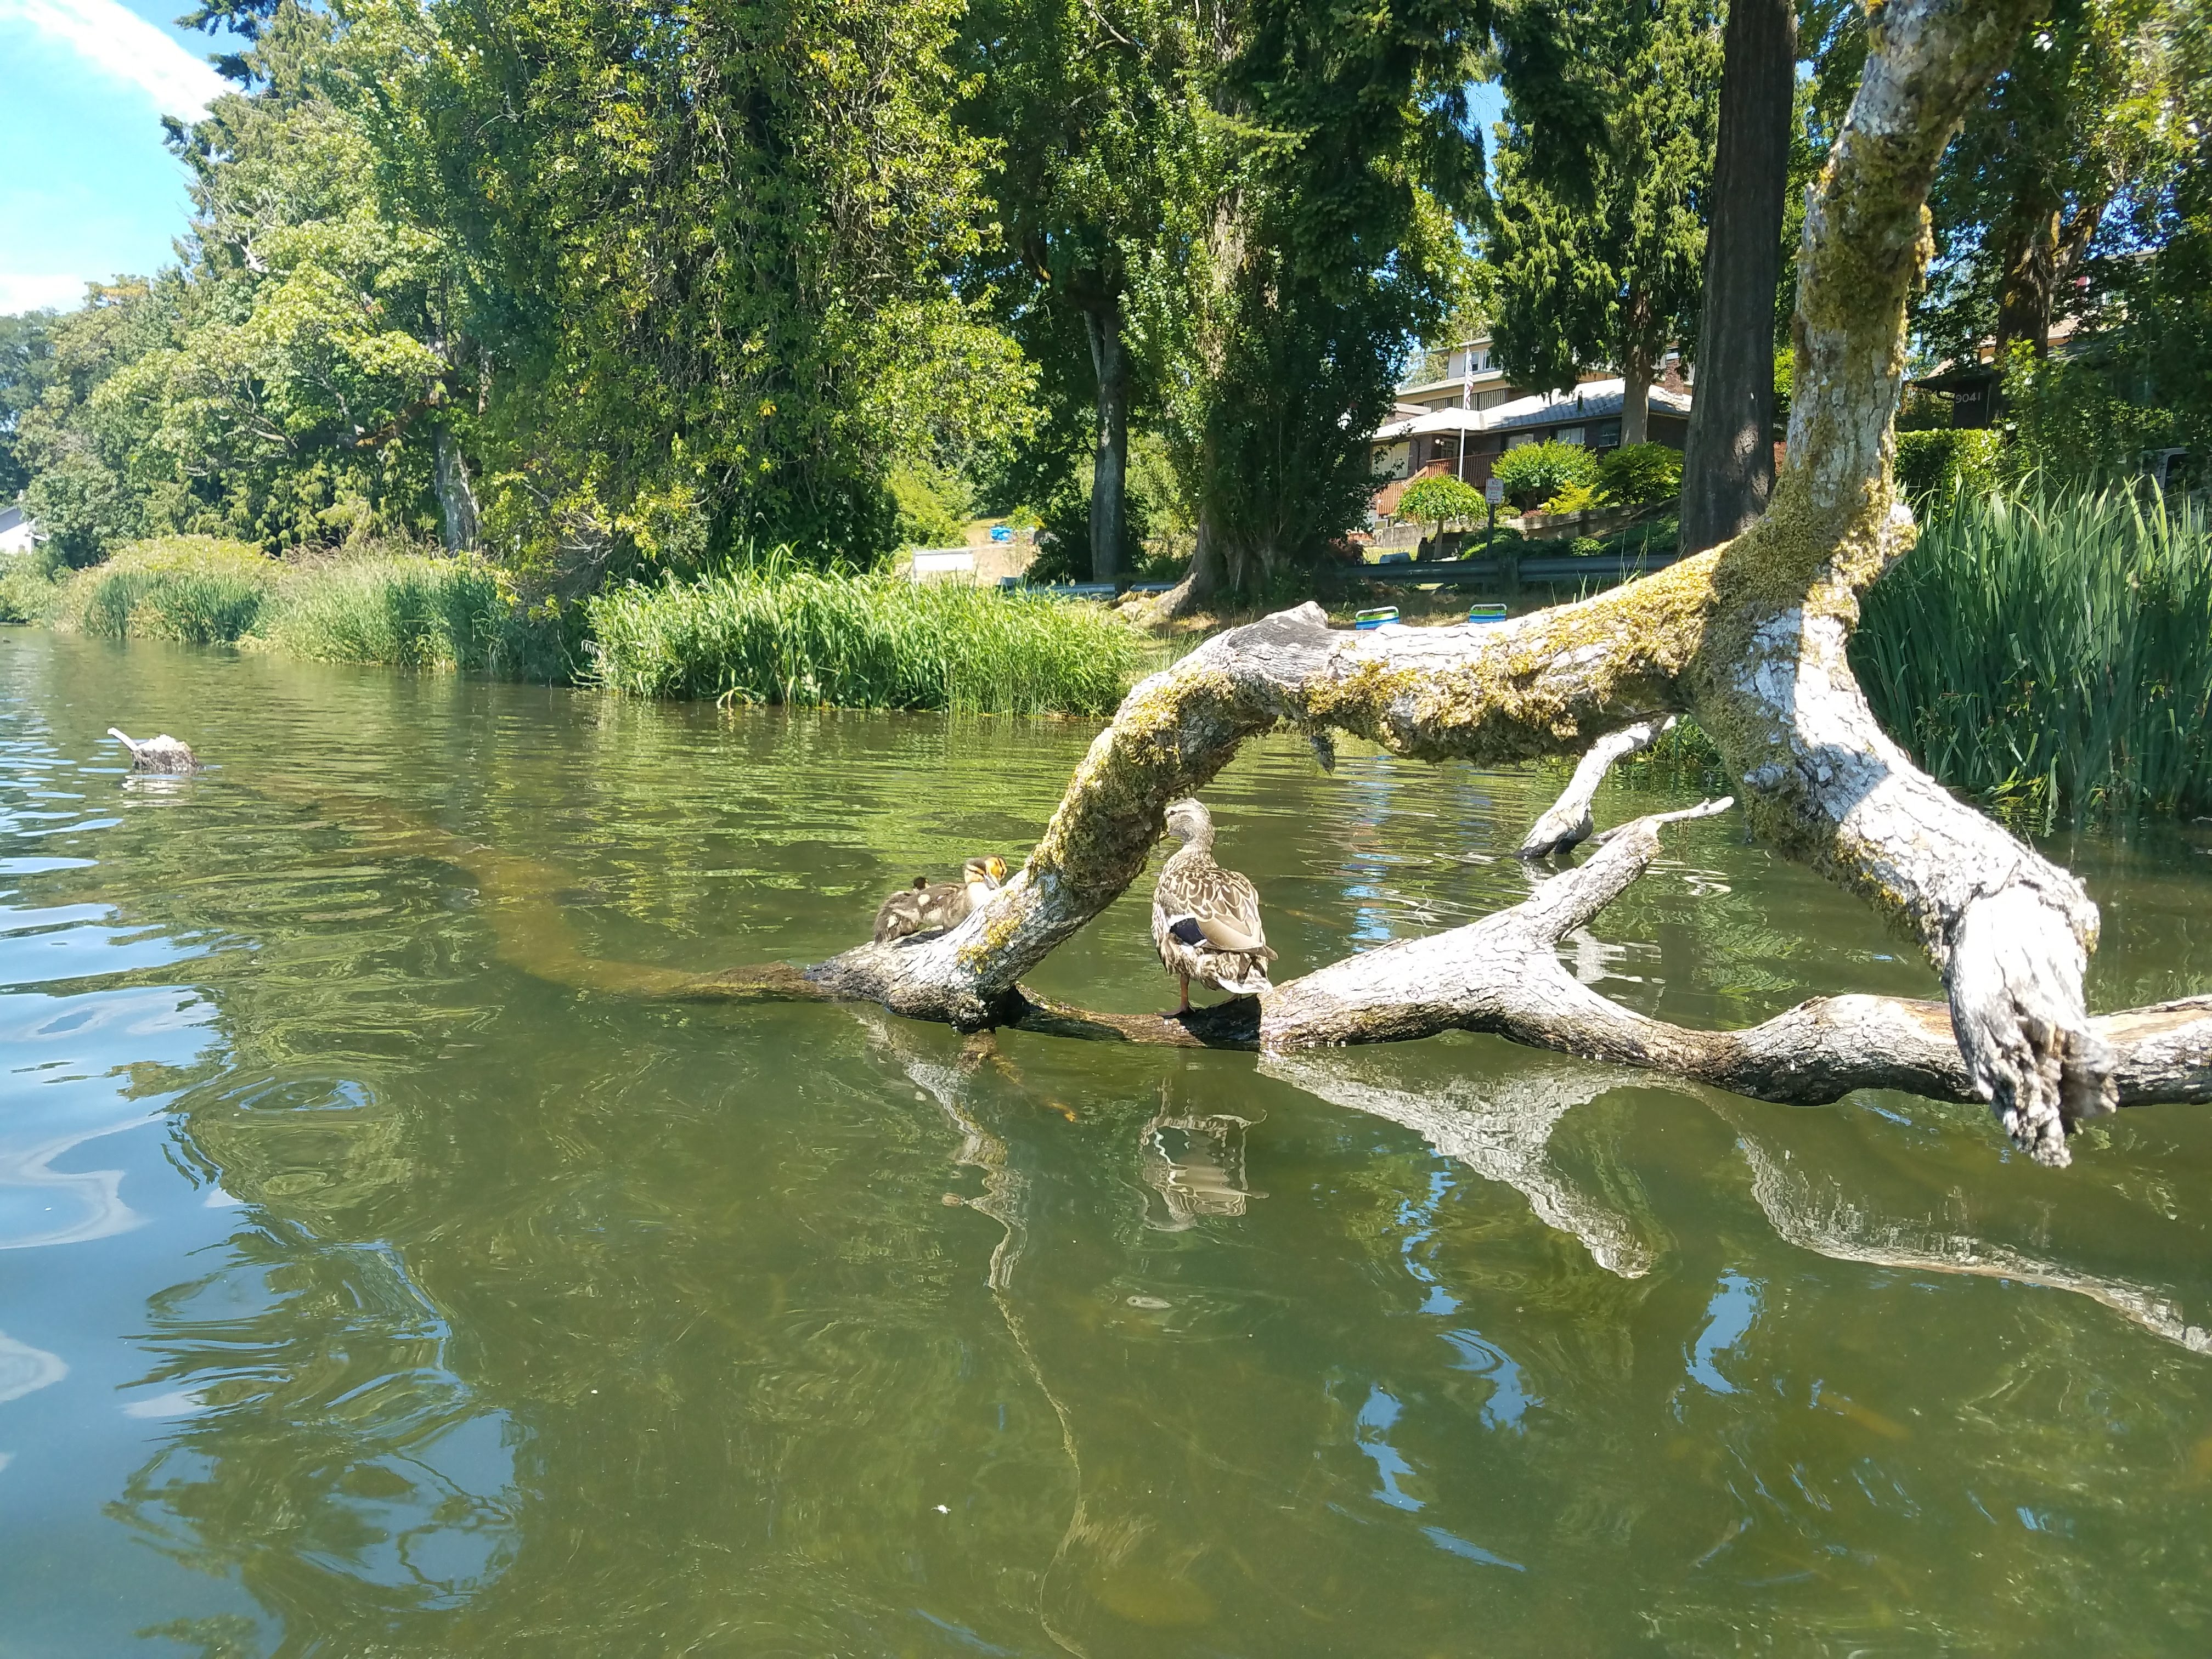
[873,856,1009,944]
[1152,798,1276,1012]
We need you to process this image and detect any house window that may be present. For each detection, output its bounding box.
[1505,431,1537,449]
[1379,442,1411,479]
[1556,426,1585,445]
[1475,388,1512,411]
[1594,420,1622,449]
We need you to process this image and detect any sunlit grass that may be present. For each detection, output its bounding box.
[1853,482,2212,825]
[586,555,1147,715]
[61,538,575,678]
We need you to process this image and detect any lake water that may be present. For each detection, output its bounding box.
[7,628,2212,1657]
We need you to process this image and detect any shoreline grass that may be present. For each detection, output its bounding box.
[46,537,576,679]
[585,561,1147,715]
[1852,483,2212,825]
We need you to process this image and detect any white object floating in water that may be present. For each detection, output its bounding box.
[108,728,198,773]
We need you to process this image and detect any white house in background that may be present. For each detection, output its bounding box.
[1371,331,1696,520]
[0,506,40,556]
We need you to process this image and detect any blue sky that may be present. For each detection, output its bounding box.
[0,0,232,313]
[0,8,1510,320]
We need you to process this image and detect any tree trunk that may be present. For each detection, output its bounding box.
[1083,298,1129,585]
[435,428,480,554]
[797,0,2169,1167]
[1620,341,1654,447]
[1678,0,1795,554]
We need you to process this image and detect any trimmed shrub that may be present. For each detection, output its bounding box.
[1596,443,1683,507]
[1491,440,1599,510]
[1396,476,1486,532]
[1894,428,2002,506]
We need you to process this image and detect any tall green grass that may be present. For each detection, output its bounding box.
[587,559,1146,714]
[1853,483,2212,824]
[60,537,576,679]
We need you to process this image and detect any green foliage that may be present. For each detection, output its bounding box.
[1595,443,1681,507]
[1996,346,2181,488]
[1491,440,1598,510]
[1854,483,2212,823]
[888,460,972,552]
[1395,476,1486,532]
[1486,0,1719,398]
[586,557,1146,714]
[0,552,65,625]
[60,537,276,642]
[1544,482,1602,516]
[1893,427,2003,505]
[54,534,573,676]
[354,0,1034,577]
[0,309,57,501]
[256,557,566,675]
[1916,0,2182,364]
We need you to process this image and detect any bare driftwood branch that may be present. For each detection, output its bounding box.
[1520,717,1677,858]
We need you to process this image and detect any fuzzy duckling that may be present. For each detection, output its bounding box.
[873,855,1009,944]
[1152,798,1276,1011]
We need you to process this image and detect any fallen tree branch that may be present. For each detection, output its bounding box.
[792,0,2169,1165]
[1519,717,1677,857]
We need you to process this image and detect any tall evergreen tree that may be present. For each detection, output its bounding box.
[1486,0,1720,446]
[960,0,1203,582]
[1677,0,1793,552]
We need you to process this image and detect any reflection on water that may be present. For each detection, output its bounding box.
[4,629,2212,1655]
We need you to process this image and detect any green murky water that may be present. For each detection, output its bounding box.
[7,629,2212,1657]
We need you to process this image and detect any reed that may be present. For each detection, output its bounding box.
[61,538,575,679]
[586,557,1146,715]
[1852,483,2212,824]
[256,556,575,678]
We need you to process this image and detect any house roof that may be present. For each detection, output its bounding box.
[1486,379,1692,433]
[1370,378,1691,445]
[0,505,26,535]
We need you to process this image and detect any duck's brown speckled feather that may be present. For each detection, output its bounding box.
[1153,840,1276,995]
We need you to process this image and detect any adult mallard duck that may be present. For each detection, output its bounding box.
[873,856,1008,944]
[1152,798,1276,1011]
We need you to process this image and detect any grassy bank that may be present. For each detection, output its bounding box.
[1853,484,2212,824]
[585,561,1148,715]
[12,536,1146,715]
[33,537,577,678]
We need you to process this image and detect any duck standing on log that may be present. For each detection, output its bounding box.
[873,856,1009,944]
[1152,798,1277,1013]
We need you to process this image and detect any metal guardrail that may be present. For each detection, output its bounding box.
[1358,547,1681,587]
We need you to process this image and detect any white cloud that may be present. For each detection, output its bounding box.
[0,272,94,313]
[0,0,229,120]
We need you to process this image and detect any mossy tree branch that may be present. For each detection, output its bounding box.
[808,0,2160,1165]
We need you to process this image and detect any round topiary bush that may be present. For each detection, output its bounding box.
[1395,476,1487,534]
[1595,443,1683,507]
[1490,441,1599,511]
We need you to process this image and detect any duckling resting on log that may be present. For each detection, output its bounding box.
[108,728,199,773]
[873,856,1009,944]
[1152,797,1276,1013]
